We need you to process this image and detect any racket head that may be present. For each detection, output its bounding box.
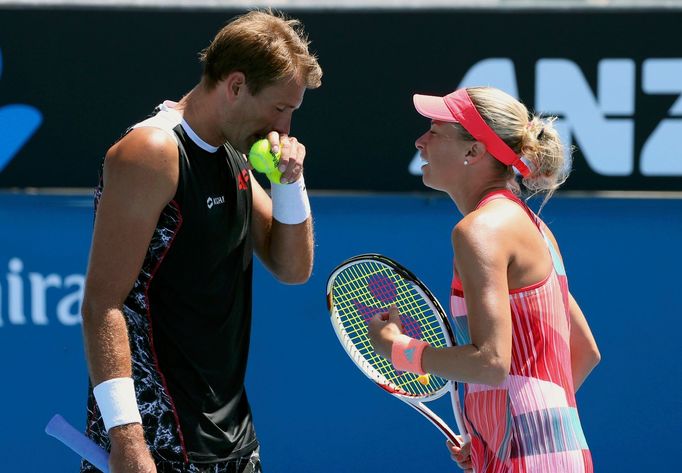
[326,254,456,401]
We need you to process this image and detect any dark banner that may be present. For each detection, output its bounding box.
[1,7,681,191]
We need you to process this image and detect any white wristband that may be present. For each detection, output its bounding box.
[93,377,142,432]
[271,176,311,225]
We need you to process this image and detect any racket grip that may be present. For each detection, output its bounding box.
[452,397,471,445]
[45,414,110,473]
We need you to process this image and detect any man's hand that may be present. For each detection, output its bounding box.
[266,131,305,184]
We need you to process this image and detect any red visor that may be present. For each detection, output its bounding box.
[413,89,531,177]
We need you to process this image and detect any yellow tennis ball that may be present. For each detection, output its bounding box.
[248,139,280,174]
[417,374,431,385]
[266,169,283,184]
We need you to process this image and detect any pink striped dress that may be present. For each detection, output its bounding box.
[451,190,593,473]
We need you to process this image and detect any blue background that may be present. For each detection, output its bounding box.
[0,193,680,472]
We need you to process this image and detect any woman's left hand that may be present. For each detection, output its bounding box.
[446,437,473,472]
[367,305,404,360]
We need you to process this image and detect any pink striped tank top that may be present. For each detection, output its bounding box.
[451,190,593,473]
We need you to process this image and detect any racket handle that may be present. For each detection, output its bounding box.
[449,384,471,444]
[45,414,110,473]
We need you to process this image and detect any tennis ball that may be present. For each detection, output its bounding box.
[265,169,283,184]
[248,139,280,174]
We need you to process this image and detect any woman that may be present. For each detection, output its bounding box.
[368,87,600,473]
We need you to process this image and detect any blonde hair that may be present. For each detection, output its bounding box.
[454,87,571,207]
[199,9,322,94]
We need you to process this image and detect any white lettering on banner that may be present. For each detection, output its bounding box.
[0,257,84,328]
[641,59,682,175]
[458,58,519,98]
[7,257,26,324]
[409,57,682,178]
[537,58,635,176]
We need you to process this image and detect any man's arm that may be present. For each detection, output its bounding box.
[81,128,178,472]
[250,135,313,284]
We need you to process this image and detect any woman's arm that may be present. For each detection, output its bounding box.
[568,292,601,391]
[541,223,601,391]
[369,214,513,387]
[422,217,513,386]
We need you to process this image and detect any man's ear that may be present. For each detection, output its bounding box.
[224,71,248,102]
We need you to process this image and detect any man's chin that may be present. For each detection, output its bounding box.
[231,141,249,155]
[241,135,262,154]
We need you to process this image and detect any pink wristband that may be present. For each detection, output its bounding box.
[391,334,429,375]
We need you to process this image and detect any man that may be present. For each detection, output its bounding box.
[80,10,322,473]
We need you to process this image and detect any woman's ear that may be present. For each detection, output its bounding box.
[466,141,488,163]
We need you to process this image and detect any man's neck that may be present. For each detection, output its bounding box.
[176,83,226,148]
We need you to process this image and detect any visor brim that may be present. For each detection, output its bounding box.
[413,94,458,123]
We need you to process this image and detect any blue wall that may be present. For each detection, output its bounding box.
[1,193,680,472]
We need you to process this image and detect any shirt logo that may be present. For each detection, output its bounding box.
[206,195,225,209]
[238,169,250,190]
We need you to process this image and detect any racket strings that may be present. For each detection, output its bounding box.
[332,261,448,397]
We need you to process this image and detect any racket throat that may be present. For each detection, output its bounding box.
[408,401,462,448]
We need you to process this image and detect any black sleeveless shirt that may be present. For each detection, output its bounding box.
[86,102,257,465]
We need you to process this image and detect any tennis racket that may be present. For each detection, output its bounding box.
[45,414,110,472]
[326,253,469,448]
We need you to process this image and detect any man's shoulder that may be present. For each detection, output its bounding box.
[130,102,183,143]
[102,128,180,204]
[107,127,179,169]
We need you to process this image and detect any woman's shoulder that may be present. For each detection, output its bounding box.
[452,198,542,261]
[457,198,527,234]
